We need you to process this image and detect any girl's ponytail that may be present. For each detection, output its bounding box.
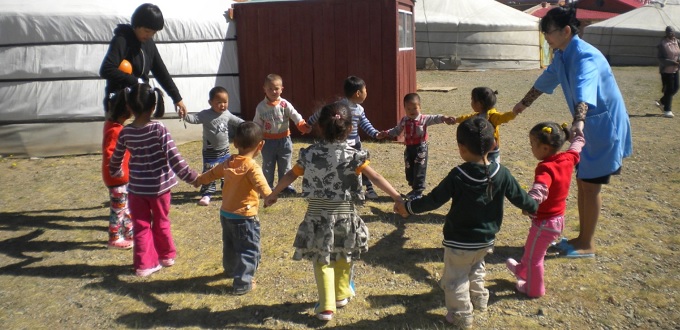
[152,87,165,118]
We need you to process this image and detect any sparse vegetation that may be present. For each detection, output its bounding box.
[1,67,678,329]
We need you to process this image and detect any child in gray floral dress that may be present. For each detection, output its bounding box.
[265,101,402,321]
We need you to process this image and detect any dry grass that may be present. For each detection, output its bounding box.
[1,67,679,329]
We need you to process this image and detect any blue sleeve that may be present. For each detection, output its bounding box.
[358,112,379,138]
[307,109,320,125]
[571,52,599,108]
[534,62,560,94]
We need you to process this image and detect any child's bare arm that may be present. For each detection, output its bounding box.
[264,170,300,207]
[362,166,401,202]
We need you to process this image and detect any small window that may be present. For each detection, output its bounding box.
[398,10,413,50]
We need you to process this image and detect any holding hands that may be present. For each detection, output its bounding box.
[176,101,188,118]
[512,102,527,115]
[393,200,409,218]
[376,131,390,139]
[443,116,456,125]
[264,194,278,207]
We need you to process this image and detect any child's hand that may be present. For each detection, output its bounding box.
[376,131,389,139]
[302,123,312,134]
[444,116,456,125]
[264,194,278,207]
[512,102,527,115]
[393,201,409,218]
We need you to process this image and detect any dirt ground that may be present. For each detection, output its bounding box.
[1,67,679,329]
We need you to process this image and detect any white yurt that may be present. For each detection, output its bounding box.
[583,0,680,66]
[0,0,238,157]
[415,0,540,70]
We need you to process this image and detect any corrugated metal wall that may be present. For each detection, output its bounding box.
[233,0,415,136]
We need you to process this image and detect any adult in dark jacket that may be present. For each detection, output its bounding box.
[99,3,186,115]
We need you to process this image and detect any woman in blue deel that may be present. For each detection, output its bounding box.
[512,5,632,258]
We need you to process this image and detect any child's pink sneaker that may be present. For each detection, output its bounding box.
[160,258,175,267]
[136,264,162,277]
[108,238,133,249]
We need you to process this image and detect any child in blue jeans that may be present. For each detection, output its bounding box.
[194,122,270,295]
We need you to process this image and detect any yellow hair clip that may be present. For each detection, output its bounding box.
[561,122,569,129]
[542,126,552,134]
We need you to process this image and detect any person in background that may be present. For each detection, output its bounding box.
[110,83,198,277]
[512,5,632,258]
[307,76,382,200]
[100,3,187,115]
[182,87,244,206]
[656,25,679,118]
[377,93,455,200]
[253,74,311,195]
[454,87,519,164]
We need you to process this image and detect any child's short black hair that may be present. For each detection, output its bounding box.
[209,86,229,100]
[317,101,352,142]
[530,122,570,151]
[234,122,263,150]
[403,93,421,104]
[457,117,496,199]
[131,3,164,31]
[457,117,495,157]
[471,87,498,111]
[343,76,366,98]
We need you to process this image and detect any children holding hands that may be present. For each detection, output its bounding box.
[193,122,270,295]
[254,74,311,195]
[181,86,244,206]
[265,102,402,321]
[376,93,455,200]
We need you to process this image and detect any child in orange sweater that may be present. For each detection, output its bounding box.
[194,122,271,295]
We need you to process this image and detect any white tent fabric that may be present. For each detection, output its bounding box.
[415,0,540,70]
[0,0,238,157]
[583,0,680,66]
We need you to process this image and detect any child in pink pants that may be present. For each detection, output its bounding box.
[506,122,584,297]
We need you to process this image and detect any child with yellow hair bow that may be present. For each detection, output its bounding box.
[505,121,585,298]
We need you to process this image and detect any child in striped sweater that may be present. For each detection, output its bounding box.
[110,83,198,277]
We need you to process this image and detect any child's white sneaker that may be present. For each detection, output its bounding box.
[136,264,162,277]
[198,196,210,206]
[160,258,175,267]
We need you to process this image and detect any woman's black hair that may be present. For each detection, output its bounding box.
[540,5,580,36]
[343,76,366,98]
[471,87,498,111]
[131,3,164,31]
[530,122,570,151]
[457,117,496,200]
[317,101,352,142]
[106,89,131,123]
[127,83,165,118]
